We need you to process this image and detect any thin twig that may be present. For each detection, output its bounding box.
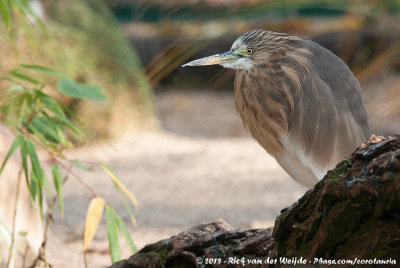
[55,158,99,198]
[5,167,23,268]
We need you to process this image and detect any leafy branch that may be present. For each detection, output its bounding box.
[0,64,138,266]
[1,1,140,266]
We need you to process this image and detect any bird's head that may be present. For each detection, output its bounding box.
[182,29,282,70]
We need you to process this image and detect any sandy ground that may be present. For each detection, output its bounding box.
[45,90,305,267]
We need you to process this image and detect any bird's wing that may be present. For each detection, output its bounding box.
[284,41,369,180]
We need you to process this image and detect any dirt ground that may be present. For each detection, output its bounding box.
[46,90,305,268]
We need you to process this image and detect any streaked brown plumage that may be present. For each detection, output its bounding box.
[183,29,369,188]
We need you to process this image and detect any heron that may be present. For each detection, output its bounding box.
[183,29,369,188]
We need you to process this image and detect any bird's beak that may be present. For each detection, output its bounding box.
[182,51,239,67]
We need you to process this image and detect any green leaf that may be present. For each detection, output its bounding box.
[55,124,68,146]
[114,213,137,253]
[10,69,40,84]
[106,206,121,263]
[38,94,84,140]
[52,164,64,213]
[0,77,15,82]
[0,136,23,175]
[18,231,28,237]
[72,160,93,172]
[0,0,11,30]
[59,115,84,140]
[6,85,25,94]
[118,188,136,226]
[20,138,29,188]
[28,123,50,146]
[13,0,31,17]
[20,64,62,76]
[25,139,49,190]
[37,177,44,219]
[28,114,70,147]
[57,78,107,102]
[29,169,38,202]
[29,116,63,145]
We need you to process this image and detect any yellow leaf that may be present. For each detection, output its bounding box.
[100,164,138,209]
[83,197,105,251]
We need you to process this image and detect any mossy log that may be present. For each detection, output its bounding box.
[110,135,400,267]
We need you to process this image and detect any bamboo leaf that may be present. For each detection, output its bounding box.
[72,160,92,172]
[106,206,121,263]
[115,187,136,225]
[0,0,11,30]
[29,116,62,145]
[55,124,68,146]
[30,169,38,202]
[20,138,29,188]
[114,213,137,253]
[83,197,105,251]
[52,164,64,213]
[57,78,107,102]
[38,94,84,140]
[100,164,138,208]
[10,69,40,84]
[13,0,32,17]
[25,139,49,189]
[18,231,27,237]
[6,85,25,94]
[37,177,44,219]
[19,64,62,76]
[28,123,50,146]
[0,136,23,175]
[0,77,15,82]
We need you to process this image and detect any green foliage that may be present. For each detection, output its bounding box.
[0,65,95,218]
[106,206,122,263]
[20,63,63,76]
[0,63,138,265]
[114,211,138,253]
[0,135,23,174]
[0,0,42,39]
[47,0,152,100]
[58,78,106,102]
[1,0,155,139]
[1,67,84,145]
[0,0,12,30]
[0,0,143,265]
[51,164,64,213]
[105,205,138,263]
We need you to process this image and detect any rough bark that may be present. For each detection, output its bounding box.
[110,135,400,268]
[274,134,400,260]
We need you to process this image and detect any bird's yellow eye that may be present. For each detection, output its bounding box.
[246,48,253,55]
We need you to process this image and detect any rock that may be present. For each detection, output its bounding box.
[110,135,400,267]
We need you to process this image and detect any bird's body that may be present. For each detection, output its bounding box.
[183,29,369,188]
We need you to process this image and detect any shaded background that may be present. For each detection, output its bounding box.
[115,0,400,135]
[1,0,400,267]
